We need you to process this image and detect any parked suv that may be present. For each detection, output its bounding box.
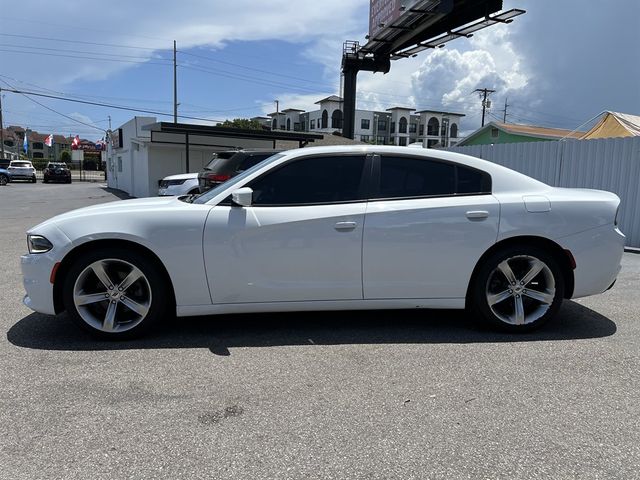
[7,160,36,183]
[197,149,281,193]
[43,162,72,183]
[0,166,11,186]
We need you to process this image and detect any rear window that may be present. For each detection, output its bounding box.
[238,154,276,172]
[11,162,31,168]
[204,152,236,170]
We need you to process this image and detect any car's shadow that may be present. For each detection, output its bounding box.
[7,301,616,355]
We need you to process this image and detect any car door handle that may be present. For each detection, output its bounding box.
[466,210,489,220]
[334,221,357,231]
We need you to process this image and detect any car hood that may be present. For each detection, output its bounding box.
[162,173,199,181]
[29,196,201,233]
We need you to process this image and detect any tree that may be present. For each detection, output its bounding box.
[216,118,265,130]
[60,150,71,162]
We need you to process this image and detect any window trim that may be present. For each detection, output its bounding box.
[369,153,492,202]
[243,153,374,207]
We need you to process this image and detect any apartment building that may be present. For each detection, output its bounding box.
[267,96,464,148]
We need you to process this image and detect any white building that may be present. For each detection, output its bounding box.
[106,117,325,198]
[277,95,464,148]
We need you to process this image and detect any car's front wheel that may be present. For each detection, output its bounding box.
[0,174,8,186]
[62,248,170,339]
[32,176,37,183]
[470,246,565,332]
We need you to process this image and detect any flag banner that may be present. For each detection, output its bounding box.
[45,134,53,147]
[23,134,28,153]
[71,135,80,150]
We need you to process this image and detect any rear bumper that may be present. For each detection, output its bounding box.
[557,224,625,299]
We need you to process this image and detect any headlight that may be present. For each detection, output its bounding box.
[27,235,53,254]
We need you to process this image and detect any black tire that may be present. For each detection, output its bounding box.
[43,178,48,183]
[62,247,171,339]
[32,176,37,183]
[0,174,8,186]
[67,178,72,184]
[469,245,565,332]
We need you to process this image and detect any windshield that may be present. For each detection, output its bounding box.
[193,153,286,204]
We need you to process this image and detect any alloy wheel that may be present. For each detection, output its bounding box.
[73,258,152,333]
[485,255,556,326]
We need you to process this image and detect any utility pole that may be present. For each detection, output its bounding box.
[474,88,495,127]
[502,97,509,123]
[108,115,112,131]
[0,88,5,160]
[173,40,178,123]
[274,99,279,130]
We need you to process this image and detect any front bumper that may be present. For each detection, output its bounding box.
[21,253,57,315]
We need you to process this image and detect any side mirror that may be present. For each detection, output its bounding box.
[231,187,253,207]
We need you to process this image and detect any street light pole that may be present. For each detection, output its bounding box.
[0,89,5,160]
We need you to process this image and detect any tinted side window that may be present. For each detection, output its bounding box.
[457,165,491,194]
[238,153,274,172]
[249,155,366,205]
[377,156,455,198]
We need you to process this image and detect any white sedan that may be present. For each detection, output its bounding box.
[21,146,625,339]
[157,172,200,196]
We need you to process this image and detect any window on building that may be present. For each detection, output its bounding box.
[427,117,439,136]
[117,156,122,172]
[272,118,277,130]
[294,122,301,132]
[310,119,315,130]
[377,136,386,145]
[391,122,396,133]
[409,123,417,134]
[4,140,14,147]
[450,123,458,138]
[419,124,424,136]
[249,155,367,205]
[378,119,387,131]
[331,109,343,129]
[33,142,44,150]
[321,110,328,129]
[398,137,407,146]
[491,127,499,138]
[286,118,291,131]
[361,119,370,130]
[360,135,370,143]
[33,152,44,158]
[427,139,438,148]
[399,117,408,134]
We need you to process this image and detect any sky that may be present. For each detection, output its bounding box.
[0,0,638,141]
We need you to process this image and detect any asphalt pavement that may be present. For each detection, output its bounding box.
[1,182,639,479]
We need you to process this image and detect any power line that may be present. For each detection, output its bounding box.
[0,43,172,61]
[0,86,227,124]
[0,80,105,133]
[0,32,168,51]
[0,48,173,66]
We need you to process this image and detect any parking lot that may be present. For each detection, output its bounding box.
[1,181,639,479]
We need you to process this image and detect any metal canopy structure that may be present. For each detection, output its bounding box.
[341,0,525,139]
[142,122,323,171]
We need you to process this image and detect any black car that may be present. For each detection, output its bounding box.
[43,162,72,183]
[198,149,281,193]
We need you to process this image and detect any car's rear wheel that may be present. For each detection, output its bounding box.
[62,248,170,339]
[470,246,564,332]
[0,174,8,186]
[32,176,37,183]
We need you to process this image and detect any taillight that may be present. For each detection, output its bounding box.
[206,173,231,183]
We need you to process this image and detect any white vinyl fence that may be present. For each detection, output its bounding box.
[447,137,640,247]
